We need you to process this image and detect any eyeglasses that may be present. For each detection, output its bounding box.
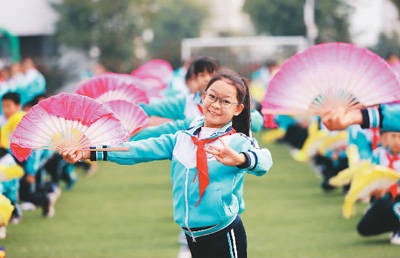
[204,92,238,108]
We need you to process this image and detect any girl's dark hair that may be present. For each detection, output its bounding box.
[185,64,195,82]
[205,69,251,136]
[188,56,220,77]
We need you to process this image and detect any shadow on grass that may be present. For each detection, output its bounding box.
[352,237,389,246]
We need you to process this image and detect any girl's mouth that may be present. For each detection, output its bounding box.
[207,109,220,116]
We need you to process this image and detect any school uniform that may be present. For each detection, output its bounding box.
[90,119,273,257]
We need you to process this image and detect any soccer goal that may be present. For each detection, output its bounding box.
[181,36,308,77]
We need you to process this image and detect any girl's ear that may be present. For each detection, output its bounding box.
[234,103,244,116]
[201,90,206,102]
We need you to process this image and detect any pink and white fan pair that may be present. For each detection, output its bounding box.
[131,59,173,90]
[10,93,130,161]
[75,75,150,137]
[76,75,150,104]
[262,43,400,116]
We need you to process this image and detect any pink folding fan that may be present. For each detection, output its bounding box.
[131,59,173,90]
[262,42,400,116]
[391,61,400,77]
[103,100,149,137]
[104,73,164,99]
[75,75,150,104]
[10,93,129,161]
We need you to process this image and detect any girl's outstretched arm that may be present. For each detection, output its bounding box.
[60,133,177,165]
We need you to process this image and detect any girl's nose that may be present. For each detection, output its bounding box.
[211,99,221,108]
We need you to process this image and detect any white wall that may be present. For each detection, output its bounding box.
[348,0,400,46]
[0,0,59,36]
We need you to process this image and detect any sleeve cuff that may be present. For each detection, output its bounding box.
[237,151,258,170]
[360,108,381,129]
[89,145,109,161]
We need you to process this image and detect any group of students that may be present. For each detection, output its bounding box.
[0,58,46,108]
[265,85,400,245]
[4,53,400,256]
[0,66,91,239]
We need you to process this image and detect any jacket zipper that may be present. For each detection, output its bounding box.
[184,168,196,242]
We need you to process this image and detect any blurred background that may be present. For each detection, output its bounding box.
[1,1,400,257]
[0,0,399,93]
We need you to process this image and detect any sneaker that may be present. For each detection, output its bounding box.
[0,227,6,239]
[21,202,37,211]
[43,192,57,218]
[86,162,98,176]
[9,216,22,225]
[52,185,62,200]
[390,231,400,245]
[177,244,192,258]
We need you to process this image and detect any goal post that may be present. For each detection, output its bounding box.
[181,36,308,77]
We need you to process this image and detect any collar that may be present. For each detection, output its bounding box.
[184,118,233,138]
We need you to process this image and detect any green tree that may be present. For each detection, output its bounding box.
[52,0,141,72]
[371,33,400,59]
[243,0,352,43]
[143,0,208,68]
[390,0,400,13]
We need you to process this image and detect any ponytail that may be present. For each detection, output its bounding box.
[232,78,250,136]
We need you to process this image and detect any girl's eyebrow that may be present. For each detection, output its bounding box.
[207,89,233,99]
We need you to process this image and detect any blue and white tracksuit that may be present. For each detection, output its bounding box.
[90,119,273,239]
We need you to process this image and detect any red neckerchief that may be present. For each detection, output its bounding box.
[389,182,400,200]
[191,128,236,206]
[386,152,400,169]
[263,114,278,128]
[371,128,380,150]
[197,104,203,114]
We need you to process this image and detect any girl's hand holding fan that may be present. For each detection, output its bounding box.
[321,107,363,131]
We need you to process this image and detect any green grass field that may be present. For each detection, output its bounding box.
[2,140,400,257]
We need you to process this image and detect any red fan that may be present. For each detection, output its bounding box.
[75,75,150,104]
[131,59,173,90]
[103,100,149,137]
[10,93,129,161]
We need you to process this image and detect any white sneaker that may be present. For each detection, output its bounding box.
[177,244,191,258]
[390,231,400,245]
[10,216,22,224]
[44,192,57,218]
[0,226,6,239]
[21,202,37,211]
[53,186,62,200]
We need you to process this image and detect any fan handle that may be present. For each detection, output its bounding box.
[38,146,130,152]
